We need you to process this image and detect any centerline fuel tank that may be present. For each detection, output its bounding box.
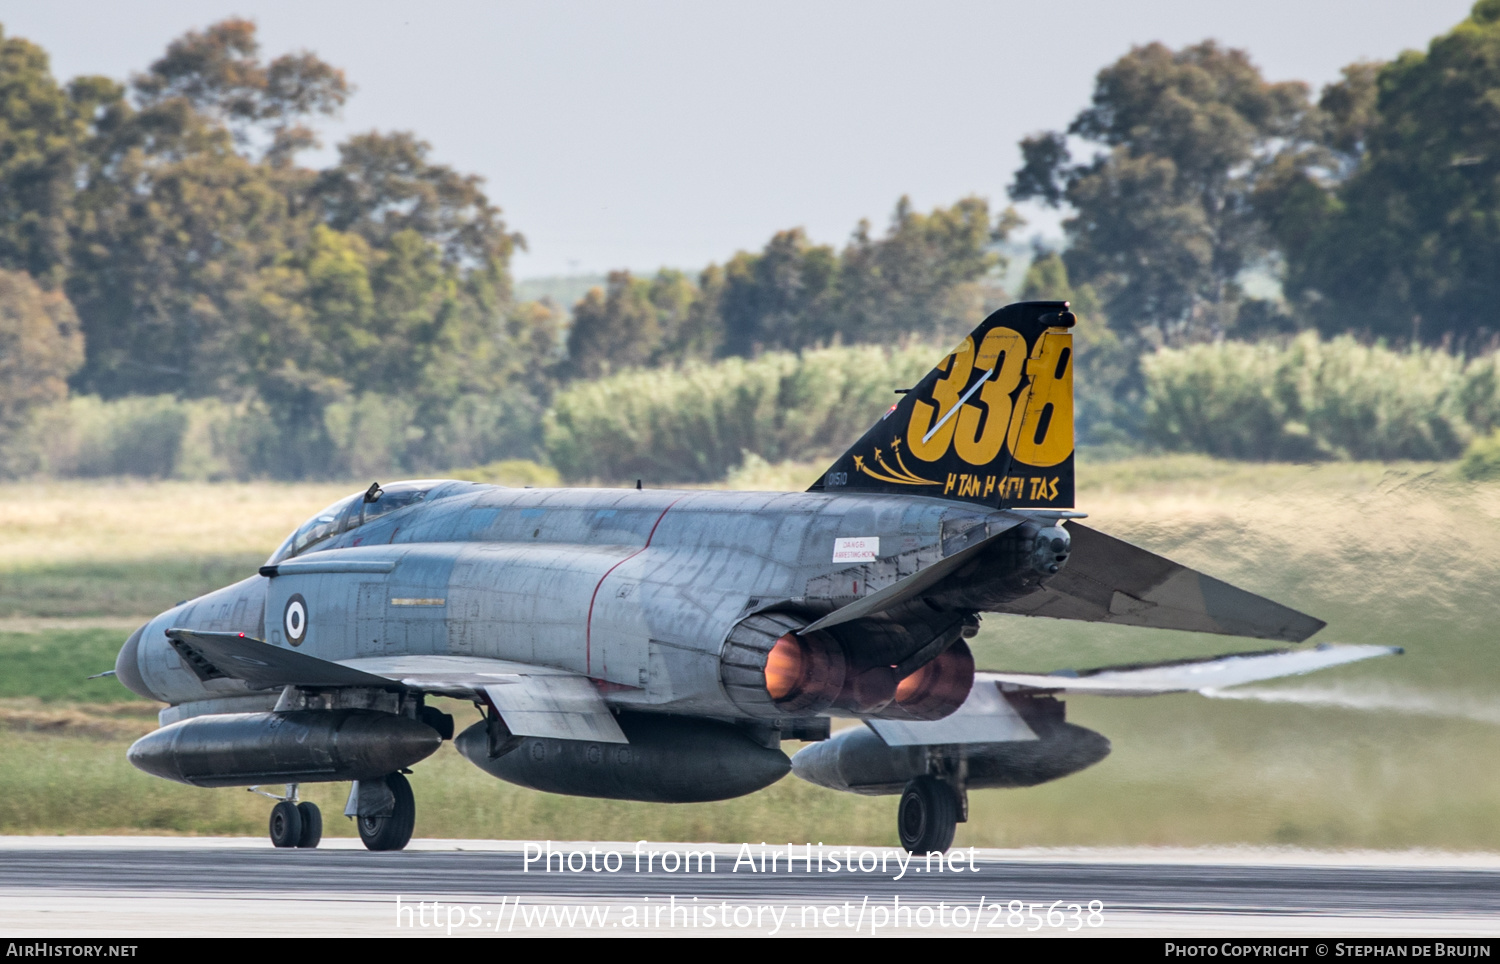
[455,711,789,803]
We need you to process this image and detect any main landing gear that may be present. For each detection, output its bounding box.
[897,776,960,855]
[257,772,416,851]
[355,772,416,852]
[255,785,323,849]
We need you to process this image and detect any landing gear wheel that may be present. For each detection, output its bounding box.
[296,801,323,848]
[898,776,958,855]
[357,772,415,852]
[269,800,303,848]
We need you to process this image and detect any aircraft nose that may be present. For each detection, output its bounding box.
[114,622,156,700]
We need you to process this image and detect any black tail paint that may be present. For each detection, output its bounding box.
[812,301,1075,508]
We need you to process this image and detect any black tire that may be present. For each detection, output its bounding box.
[357,772,416,852]
[296,801,323,849]
[898,776,958,855]
[269,800,303,848]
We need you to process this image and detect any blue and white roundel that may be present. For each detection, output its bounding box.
[283,594,308,646]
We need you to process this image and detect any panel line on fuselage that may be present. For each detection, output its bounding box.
[584,498,681,677]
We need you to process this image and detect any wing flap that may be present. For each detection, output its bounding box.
[340,654,530,695]
[481,678,628,744]
[998,523,1327,642]
[981,643,1401,696]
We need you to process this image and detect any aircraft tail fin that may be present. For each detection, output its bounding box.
[810,301,1076,508]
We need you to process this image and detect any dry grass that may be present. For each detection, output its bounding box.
[0,480,356,619]
[0,698,156,739]
[0,479,356,571]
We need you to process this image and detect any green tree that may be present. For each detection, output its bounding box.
[69,138,301,398]
[675,264,726,360]
[0,28,121,288]
[1265,1,1500,343]
[132,17,350,166]
[1011,41,1312,342]
[834,196,1014,343]
[1252,62,1380,267]
[63,20,526,413]
[716,228,840,356]
[0,268,83,432]
[62,17,352,398]
[0,19,539,477]
[311,131,521,287]
[505,297,567,386]
[566,269,702,379]
[706,197,1013,357]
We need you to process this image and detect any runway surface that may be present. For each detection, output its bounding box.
[3,837,1499,937]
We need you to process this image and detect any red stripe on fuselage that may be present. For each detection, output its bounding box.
[585,499,679,676]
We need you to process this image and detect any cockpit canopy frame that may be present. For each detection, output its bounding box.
[264,480,456,566]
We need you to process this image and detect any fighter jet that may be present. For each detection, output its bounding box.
[112,301,1396,853]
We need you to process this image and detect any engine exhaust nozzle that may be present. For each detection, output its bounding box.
[721,612,846,718]
[889,639,975,720]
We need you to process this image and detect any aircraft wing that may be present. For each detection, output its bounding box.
[167,629,399,689]
[980,643,1400,696]
[995,522,1327,642]
[865,643,1399,746]
[164,631,628,745]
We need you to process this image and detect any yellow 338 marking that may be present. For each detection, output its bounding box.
[906,327,1072,468]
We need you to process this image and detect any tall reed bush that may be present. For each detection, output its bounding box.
[543,344,937,482]
[0,390,542,481]
[1144,333,1493,460]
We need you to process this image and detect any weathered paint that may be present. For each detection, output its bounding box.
[122,484,1024,715]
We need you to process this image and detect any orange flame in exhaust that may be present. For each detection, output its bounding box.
[892,639,975,720]
[765,634,805,700]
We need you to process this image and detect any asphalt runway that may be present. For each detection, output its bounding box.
[3,838,1499,937]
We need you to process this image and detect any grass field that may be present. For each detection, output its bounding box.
[2,457,1498,848]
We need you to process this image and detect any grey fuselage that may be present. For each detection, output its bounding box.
[118,481,1050,723]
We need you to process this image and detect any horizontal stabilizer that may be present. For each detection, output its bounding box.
[800,518,1024,633]
[481,678,628,744]
[866,680,1037,746]
[982,643,1400,696]
[166,629,399,690]
[997,523,1326,642]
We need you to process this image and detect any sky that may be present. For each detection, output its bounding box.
[0,0,1479,279]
